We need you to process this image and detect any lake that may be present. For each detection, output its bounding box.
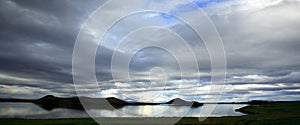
[0,102,247,119]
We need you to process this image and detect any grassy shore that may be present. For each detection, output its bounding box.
[1,102,299,125]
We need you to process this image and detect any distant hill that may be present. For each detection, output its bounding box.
[33,95,83,110]
[248,100,271,105]
[33,95,128,110]
[0,95,205,110]
[166,98,203,107]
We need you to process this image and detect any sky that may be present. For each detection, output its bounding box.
[0,0,299,102]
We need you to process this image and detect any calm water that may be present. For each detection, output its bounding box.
[0,102,247,119]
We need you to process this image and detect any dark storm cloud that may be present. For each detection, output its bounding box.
[0,0,106,98]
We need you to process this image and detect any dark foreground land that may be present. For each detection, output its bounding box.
[1,101,299,125]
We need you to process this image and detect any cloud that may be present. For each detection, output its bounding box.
[0,0,299,102]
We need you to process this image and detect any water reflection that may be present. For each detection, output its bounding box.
[0,102,247,119]
[0,103,88,119]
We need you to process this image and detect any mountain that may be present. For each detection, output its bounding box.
[0,95,204,110]
[33,95,83,110]
[166,98,203,107]
[33,95,128,110]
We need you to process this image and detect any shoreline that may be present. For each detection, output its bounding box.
[0,102,299,125]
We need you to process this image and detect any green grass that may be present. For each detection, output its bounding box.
[1,102,299,125]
